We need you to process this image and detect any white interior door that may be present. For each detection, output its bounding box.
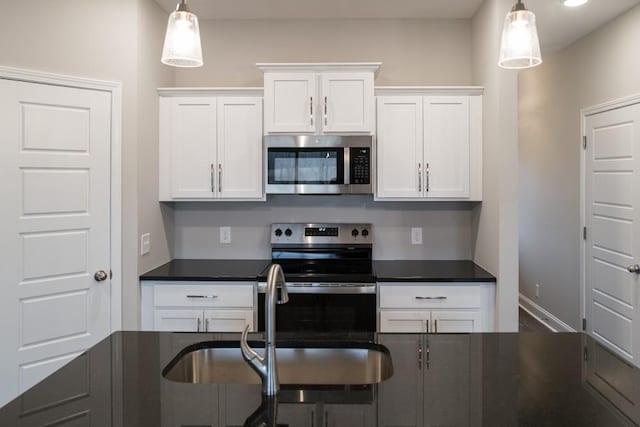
[0,79,112,406]
[585,103,640,365]
[217,97,263,199]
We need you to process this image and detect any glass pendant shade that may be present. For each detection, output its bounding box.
[161,1,203,68]
[498,2,542,69]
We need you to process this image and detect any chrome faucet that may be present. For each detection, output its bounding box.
[240,263,289,396]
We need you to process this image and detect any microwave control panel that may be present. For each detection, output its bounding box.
[350,147,370,185]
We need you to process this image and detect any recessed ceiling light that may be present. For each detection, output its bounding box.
[562,0,589,7]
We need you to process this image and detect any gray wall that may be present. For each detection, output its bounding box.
[173,197,475,260]
[471,0,520,331]
[518,4,640,329]
[174,18,473,87]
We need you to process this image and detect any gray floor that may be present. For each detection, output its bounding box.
[519,308,550,332]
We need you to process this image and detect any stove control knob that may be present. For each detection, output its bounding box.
[351,229,359,237]
[361,229,369,237]
[274,228,283,237]
[285,228,293,237]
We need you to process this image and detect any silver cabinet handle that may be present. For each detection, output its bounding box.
[628,264,640,274]
[186,295,218,299]
[310,96,314,126]
[205,318,209,332]
[426,163,430,192]
[418,163,422,192]
[218,163,222,193]
[415,296,447,300]
[435,319,438,333]
[426,319,429,333]
[197,317,201,332]
[310,410,315,427]
[417,341,423,370]
[324,411,328,427]
[211,163,216,193]
[324,96,328,126]
[426,345,430,370]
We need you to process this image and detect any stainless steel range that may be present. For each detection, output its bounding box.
[257,223,376,333]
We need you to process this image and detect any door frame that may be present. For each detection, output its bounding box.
[0,66,123,332]
[580,93,640,333]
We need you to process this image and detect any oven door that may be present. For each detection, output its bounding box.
[257,284,376,333]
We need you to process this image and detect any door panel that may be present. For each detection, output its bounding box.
[424,96,470,198]
[217,97,263,199]
[264,73,316,133]
[154,310,203,332]
[170,97,216,198]
[376,96,424,199]
[321,73,374,133]
[380,310,428,333]
[586,103,640,365]
[0,80,112,406]
[204,309,254,333]
[431,310,482,333]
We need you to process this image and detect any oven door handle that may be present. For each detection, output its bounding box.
[258,283,376,294]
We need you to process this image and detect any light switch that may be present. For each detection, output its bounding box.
[140,233,151,255]
[220,227,231,244]
[411,228,423,245]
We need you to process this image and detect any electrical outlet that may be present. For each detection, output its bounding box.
[140,233,151,256]
[535,283,540,298]
[220,227,231,244]
[411,228,423,245]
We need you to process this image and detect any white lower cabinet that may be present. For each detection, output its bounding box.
[378,283,494,333]
[141,281,256,332]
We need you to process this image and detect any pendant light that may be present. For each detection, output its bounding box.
[498,0,542,69]
[161,0,203,68]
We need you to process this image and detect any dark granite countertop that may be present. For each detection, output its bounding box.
[140,259,271,281]
[141,259,496,283]
[0,331,636,426]
[374,260,496,282]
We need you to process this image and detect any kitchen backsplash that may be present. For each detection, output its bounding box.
[173,195,475,260]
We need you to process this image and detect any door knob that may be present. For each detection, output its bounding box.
[627,264,640,274]
[94,270,109,282]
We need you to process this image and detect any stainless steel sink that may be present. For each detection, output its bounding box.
[163,341,393,385]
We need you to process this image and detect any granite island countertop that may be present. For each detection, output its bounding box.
[0,331,635,426]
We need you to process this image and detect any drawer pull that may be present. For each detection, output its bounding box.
[187,295,218,299]
[415,296,447,300]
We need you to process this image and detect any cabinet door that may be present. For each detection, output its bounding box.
[264,73,316,133]
[424,335,470,427]
[324,404,375,427]
[424,96,470,198]
[153,309,203,332]
[216,97,263,199]
[170,97,216,198]
[321,72,374,133]
[431,310,482,333]
[203,309,254,333]
[380,310,429,333]
[376,96,424,199]
[378,334,424,427]
[278,404,316,427]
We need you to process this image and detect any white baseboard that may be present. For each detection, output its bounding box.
[519,294,577,333]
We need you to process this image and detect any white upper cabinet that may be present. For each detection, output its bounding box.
[376,96,423,198]
[263,73,316,133]
[424,96,470,199]
[159,89,265,202]
[375,88,483,201]
[169,97,217,199]
[259,63,379,135]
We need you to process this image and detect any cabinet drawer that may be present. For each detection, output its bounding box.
[154,283,254,308]
[379,285,482,309]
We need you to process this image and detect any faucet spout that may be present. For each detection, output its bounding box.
[240,263,288,396]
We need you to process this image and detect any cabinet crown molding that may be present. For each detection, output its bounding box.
[375,86,484,96]
[257,62,382,73]
[157,87,264,97]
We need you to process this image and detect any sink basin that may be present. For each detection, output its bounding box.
[163,340,393,385]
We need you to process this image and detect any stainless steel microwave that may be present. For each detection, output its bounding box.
[264,135,373,195]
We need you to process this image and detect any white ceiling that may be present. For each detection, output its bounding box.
[155,0,640,51]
